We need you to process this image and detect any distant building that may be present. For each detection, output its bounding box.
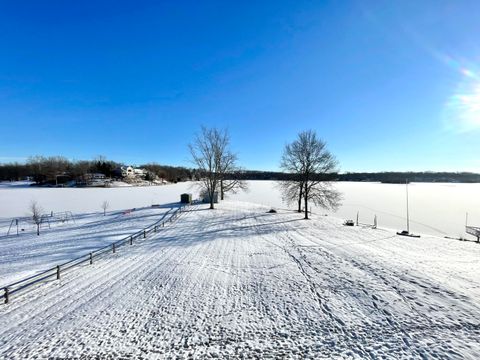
[133,168,146,177]
[77,173,109,187]
[113,166,147,180]
[114,166,134,178]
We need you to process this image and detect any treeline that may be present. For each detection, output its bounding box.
[228,170,480,183]
[1,157,479,184]
[338,172,480,183]
[227,170,337,181]
[140,163,194,183]
[0,156,193,184]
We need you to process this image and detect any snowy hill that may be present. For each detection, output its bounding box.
[0,201,479,358]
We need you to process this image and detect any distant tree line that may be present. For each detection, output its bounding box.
[338,171,480,183]
[1,156,478,185]
[140,163,193,183]
[223,170,480,183]
[0,156,193,184]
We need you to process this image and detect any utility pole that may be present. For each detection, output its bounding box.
[406,179,410,234]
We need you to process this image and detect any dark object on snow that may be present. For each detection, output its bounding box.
[396,230,421,238]
[180,193,192,204]
[267,209,277,213]
[466,225,480,243]
[343,220,354,226]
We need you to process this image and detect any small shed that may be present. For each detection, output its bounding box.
[180,193,192,204]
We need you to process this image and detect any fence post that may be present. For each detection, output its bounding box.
[143,230,146,238]
[130,236,133,245]
[154,225,157,233]
[56,265,61,280]
[89,252,93,265]
[4,288,9,304]
[113,243,116,253]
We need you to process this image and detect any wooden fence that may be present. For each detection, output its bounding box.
[1,204,189,305]
[466,226,480,242]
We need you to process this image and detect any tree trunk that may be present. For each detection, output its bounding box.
[210,186,215,209]
[304,184,309,219]
[37,224,40,236]
[297,183,303,213]
[220,179,224,200]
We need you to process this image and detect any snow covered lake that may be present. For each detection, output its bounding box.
[1,180,479,238]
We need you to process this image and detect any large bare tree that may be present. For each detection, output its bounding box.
[189,127,230,209]
[280,130,341,219]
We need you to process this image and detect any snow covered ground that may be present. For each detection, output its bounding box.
[0,180,195,218]
[0,204,180,287]
[1,180,479,238]
[1,201,479,358]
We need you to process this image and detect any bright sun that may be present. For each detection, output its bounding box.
[444,69,480,132]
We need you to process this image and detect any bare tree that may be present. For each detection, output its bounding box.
[218,151,248,200]
[277,178,303,213]
[30,200,43,235]
[280,130,341,219]
[189,127,230,209]
[101,200,109,216]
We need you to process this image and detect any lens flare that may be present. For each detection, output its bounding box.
[443,67,480,133]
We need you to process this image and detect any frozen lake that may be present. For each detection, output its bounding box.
[0,180,479,238]
[229,181,480,239]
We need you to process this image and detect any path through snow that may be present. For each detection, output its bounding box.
[0,201,479,358]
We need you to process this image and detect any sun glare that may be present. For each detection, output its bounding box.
[444,68,480,132]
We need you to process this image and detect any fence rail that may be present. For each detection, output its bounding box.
[466,226,480,241]
[2,203,190,304]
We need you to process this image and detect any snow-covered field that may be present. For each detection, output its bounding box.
[1,180,479,238]
[1,201,479,358]
[0,180,195,218]
[0,204,179,287]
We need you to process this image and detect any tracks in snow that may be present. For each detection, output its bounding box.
[1,202,479,359]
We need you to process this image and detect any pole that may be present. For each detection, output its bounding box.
[90,252,93,265]
[356,211,359,226]
[4,288,9,304]
[56,265,61,280]
[406,179,410,233]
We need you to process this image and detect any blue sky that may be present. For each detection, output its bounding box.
[0,0,479,172]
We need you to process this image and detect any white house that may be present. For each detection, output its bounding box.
[114,166,147,179]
